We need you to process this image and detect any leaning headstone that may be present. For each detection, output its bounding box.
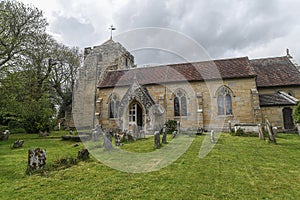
[13,140,24,148]
[0,130,10,141]
[210,130,215,143]
[78,148,89,160]
[28,148,46,170]
[265,119,277,144]
[154,131,160,149]
[162,125,167,144]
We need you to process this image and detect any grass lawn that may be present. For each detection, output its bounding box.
[1,131,300,199]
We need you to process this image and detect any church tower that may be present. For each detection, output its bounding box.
[72,38,135,129]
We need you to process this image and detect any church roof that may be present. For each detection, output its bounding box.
[99,57,256,88]
[259,91,298,107]
[251,56,300,88]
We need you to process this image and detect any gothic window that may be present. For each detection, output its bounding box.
[109,94,120,118]
[217,86,233,115]
[174,90,187,116]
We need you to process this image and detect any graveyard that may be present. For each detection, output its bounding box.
[1,130,300,199]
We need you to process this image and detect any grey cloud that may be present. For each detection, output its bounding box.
[113,0,300,61]
[50,14,100,47]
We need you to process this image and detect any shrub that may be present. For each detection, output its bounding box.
[293,102,300,124]
[8,120,23,129]
[0,126,9,132]
[235,128,245,136]
[166,120,177,134]
[10,128,27,134]
[230,128,236,136]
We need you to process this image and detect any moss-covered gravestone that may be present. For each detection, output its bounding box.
[28,148,46,170]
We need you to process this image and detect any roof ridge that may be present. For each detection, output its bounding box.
[250,55,288,62]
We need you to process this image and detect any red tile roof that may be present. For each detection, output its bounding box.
[251,56,300,88]
[99,57,256,88]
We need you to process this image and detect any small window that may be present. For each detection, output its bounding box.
[217,86,233,115]
[109,94,120,118]
[174,89,187,117]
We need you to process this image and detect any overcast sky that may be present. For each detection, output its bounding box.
[21,0,300,65]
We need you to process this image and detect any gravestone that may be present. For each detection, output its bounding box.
[28,148,46,170]
[103,132,113,150]
[39,131,49,137]
[172,131,177,138]
[114,134,122,146]
[91,125,101,142]
[162,125,167,144]
[258,124,265,140]
[196,127,204,135]
[13,140,24,148]
[0,130,10,141]
[140,130,145,139]
[272,127,278,138]
[177,121,180,134]
[154,131,160,148]
[210,130,215,143]
[78,148,89,160]
[127,133,134,142]
[265,119,277,144]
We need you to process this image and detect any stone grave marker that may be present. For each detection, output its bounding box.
[172,131,177,138]
[0,130,10,141]
[210,130,215,143]
[258,124,265,140]
[39,131,49,137]
[140,130,145,139]
[103,132,113,150]
[162,124,167,144]
[265,119,277,144]
[28,148,46,170]
[78,148,89,160]
[13,140,24,148]
[154,131,160,148]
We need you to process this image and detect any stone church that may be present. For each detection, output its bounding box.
[72,38,300,133]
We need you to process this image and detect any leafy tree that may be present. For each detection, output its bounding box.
[0,0,47,74]
[0,1,81,132]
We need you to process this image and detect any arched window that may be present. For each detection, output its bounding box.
[174,89,187,116]
[109,94,120,118]
[217,86,233,115]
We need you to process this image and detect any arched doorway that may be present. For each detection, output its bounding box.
[128,102,144,131]
[282,107,294,130]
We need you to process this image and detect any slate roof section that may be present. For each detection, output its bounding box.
[99,57,256,88]
[259,92,298,107]
[250,56,300,88]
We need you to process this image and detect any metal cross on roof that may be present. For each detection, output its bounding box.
[109,24,116,40]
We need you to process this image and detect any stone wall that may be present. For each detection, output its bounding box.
[97,77,258,133]
[260,106,287,129]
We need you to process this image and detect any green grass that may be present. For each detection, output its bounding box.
[1,132,300,199]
